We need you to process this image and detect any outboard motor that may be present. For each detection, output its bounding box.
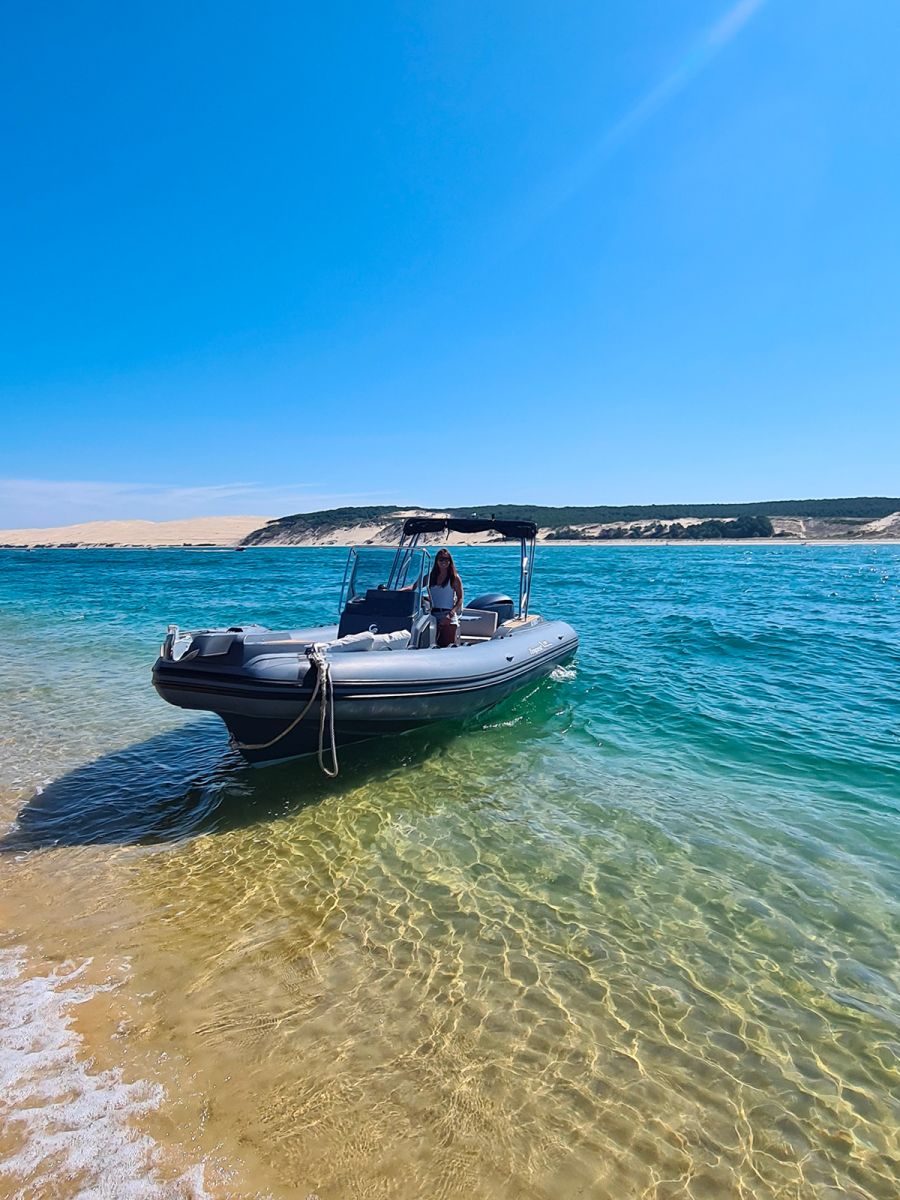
[469,593,515,625]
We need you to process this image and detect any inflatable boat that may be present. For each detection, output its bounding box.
[152,517,578,771]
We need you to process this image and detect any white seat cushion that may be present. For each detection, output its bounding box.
[321,629,410,654]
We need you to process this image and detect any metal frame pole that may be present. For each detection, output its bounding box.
[520,534,536,619]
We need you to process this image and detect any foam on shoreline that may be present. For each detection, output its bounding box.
[0,947,213,1199]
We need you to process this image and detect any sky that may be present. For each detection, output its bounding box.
[2,1,900,526]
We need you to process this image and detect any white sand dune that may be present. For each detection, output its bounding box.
[0,516,271,547]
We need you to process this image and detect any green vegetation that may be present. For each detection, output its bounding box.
[448,498,900,524]
[664,516,774,539]
[544,527,591,540]
[545,516,775,540]
[243,506,400,545]
[242,499,898,544]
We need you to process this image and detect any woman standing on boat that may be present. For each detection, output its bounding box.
[429,549,464,647]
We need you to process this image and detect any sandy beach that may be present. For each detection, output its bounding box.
[0,516,272,548]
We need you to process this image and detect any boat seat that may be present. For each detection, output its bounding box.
[338,588,417,638]
[458,608,499,640]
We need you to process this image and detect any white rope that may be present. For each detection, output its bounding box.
[314,648,339,778]
[231,646,340,776]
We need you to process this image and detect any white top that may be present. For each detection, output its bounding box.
[429,581,455,608]
[429,580,459,621]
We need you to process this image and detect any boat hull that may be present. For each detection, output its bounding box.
[153,620,577,766]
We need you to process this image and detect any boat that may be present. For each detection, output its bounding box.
[152,517,578,772]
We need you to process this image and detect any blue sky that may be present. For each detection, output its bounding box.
[2,1,899,525]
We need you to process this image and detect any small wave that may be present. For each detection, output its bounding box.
[550,663,577,681]
[652,612,801,657]
[0,947,215,1199]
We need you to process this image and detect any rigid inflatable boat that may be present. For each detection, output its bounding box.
[152,517,578,771]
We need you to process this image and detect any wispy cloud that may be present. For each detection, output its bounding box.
[520,0,767,228]
[602,0,766,154]
[0,479,390,529]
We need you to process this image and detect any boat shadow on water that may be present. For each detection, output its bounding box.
[0,710,528,854]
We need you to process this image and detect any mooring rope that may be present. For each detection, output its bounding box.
[314,648,339,778]
[231,646,339,776]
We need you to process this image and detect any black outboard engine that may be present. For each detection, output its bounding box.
[338,588,418,638]
[469,593,515,625]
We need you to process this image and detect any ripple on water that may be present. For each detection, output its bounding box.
[1,547,899,1198]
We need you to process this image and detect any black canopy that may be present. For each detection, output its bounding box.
[402,516,537,539]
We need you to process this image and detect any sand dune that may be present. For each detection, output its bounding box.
[0,516,272,547]
[3,510,899,548]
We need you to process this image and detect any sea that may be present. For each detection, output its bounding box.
[1,545,898,1199]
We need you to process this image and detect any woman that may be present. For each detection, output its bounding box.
[428,549,464,647]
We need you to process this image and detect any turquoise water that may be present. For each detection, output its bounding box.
[1,546,898,1198]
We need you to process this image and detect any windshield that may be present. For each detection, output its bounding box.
[346,549,395,601]
[341,547,429,606]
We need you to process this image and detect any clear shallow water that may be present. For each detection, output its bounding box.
[1,546,898,1198]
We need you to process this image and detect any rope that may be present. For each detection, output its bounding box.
[231,646,340,776]
[314,648,339,778]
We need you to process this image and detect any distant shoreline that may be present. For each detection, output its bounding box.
[3,539,899,550]
[2,511,899,549]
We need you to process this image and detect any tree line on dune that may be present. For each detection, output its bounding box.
[242,498,899,544]
[545,516,776,540]
[451,498,899,524]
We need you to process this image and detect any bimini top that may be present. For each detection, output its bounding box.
[402,516,538,540]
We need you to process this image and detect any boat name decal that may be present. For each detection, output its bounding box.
[528,639,552,656]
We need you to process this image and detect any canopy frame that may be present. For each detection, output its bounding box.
[388,516,537,619]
